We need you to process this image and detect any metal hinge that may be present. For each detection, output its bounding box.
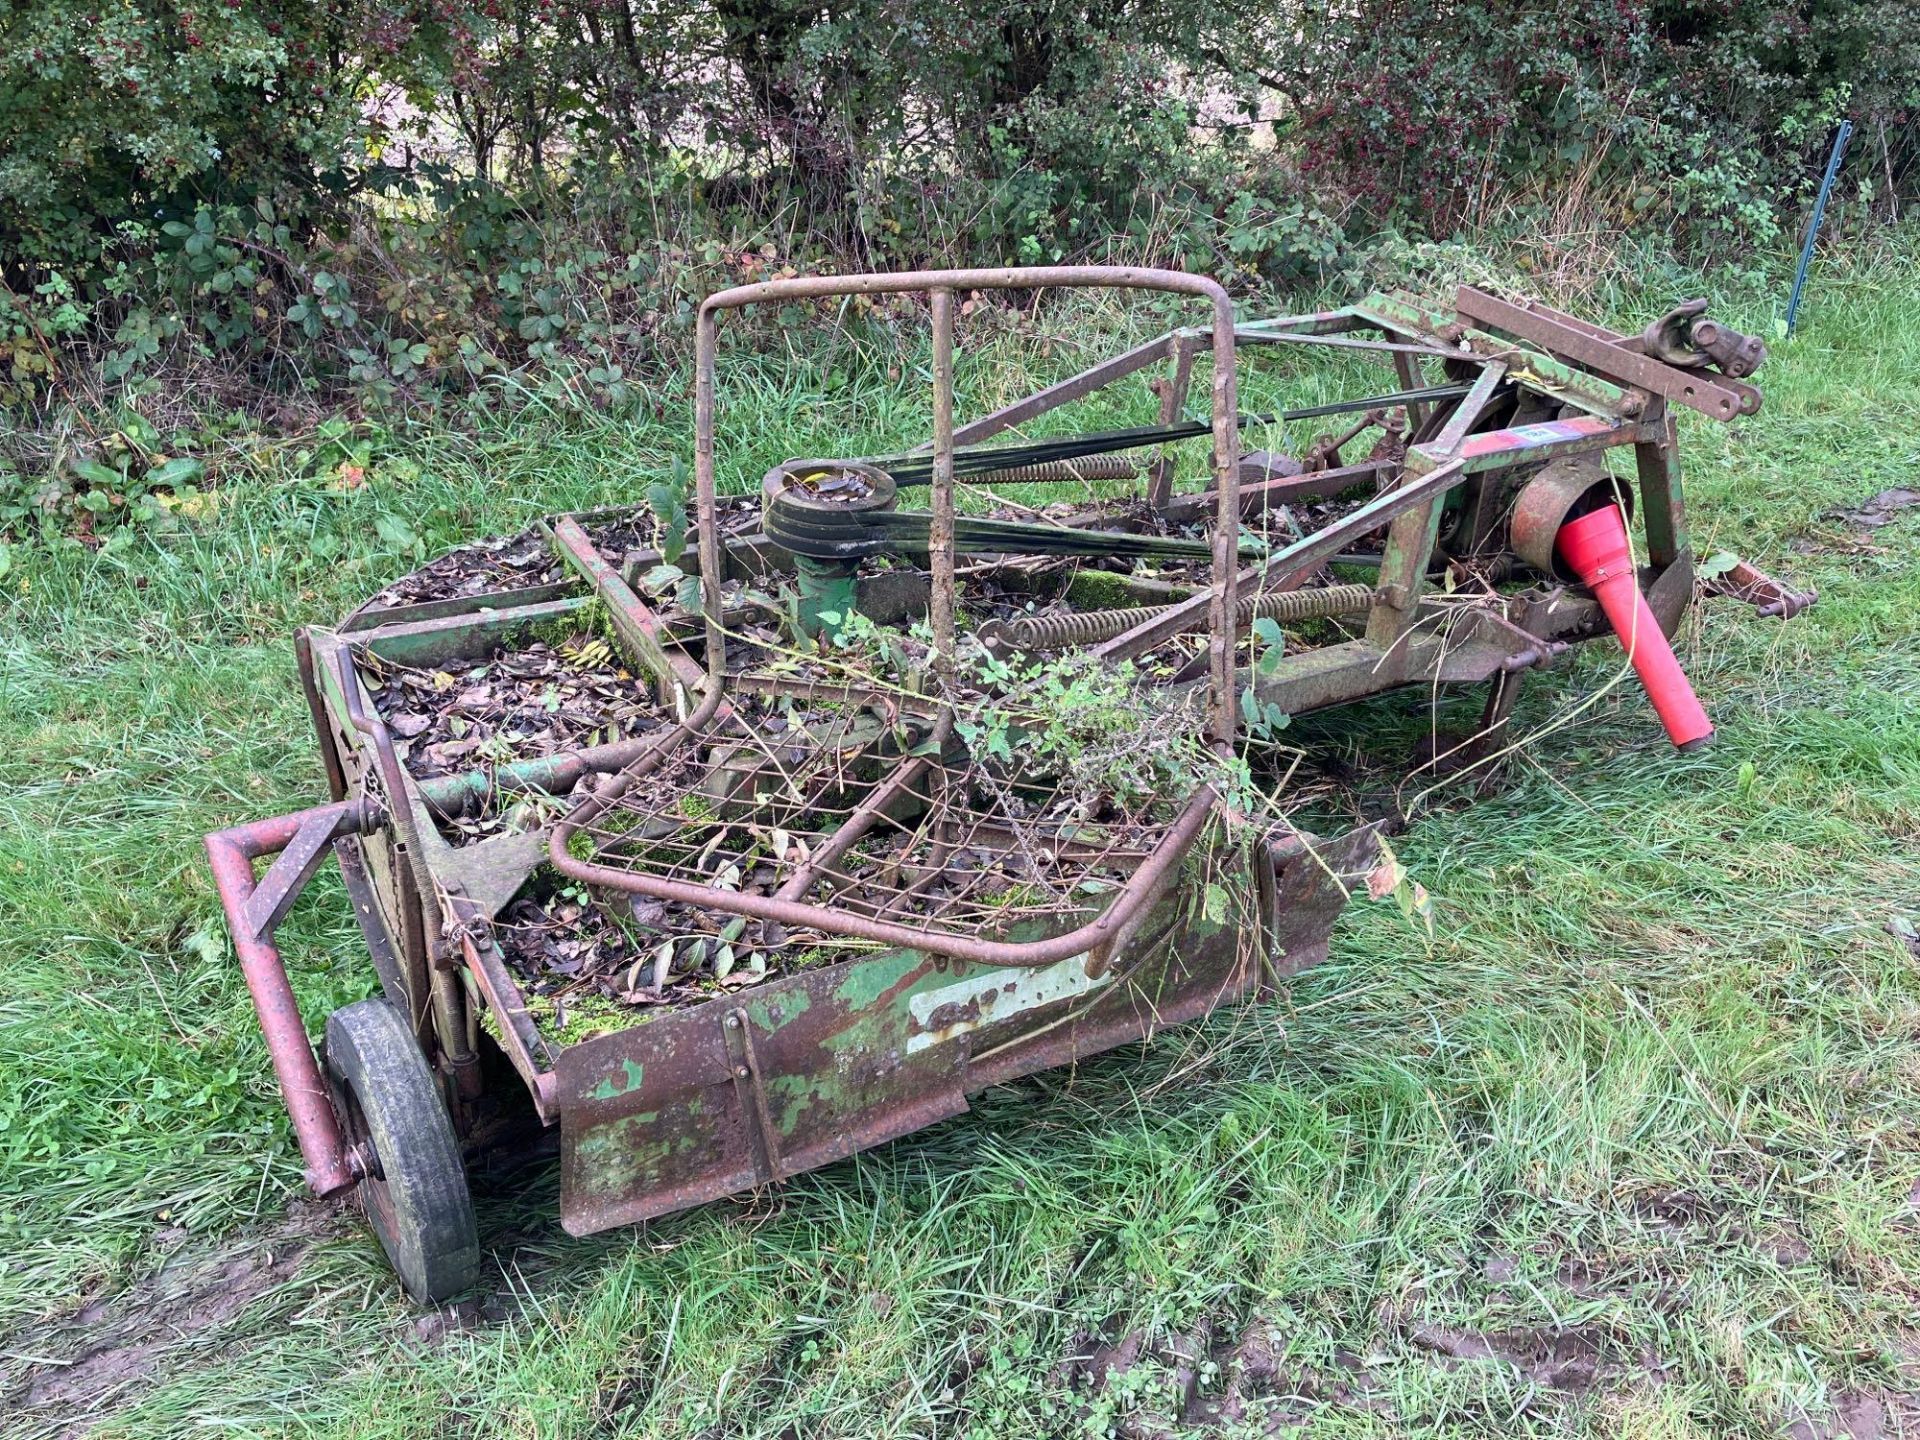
[721,1009,787,1185]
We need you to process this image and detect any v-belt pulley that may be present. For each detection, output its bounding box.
[760,461,1257,563]
[870,380,1477,486]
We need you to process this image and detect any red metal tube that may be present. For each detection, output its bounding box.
[204,799,377,1197]
[1556,504,1713,750]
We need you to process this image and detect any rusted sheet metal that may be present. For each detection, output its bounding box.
[334,835,412,1017]
[294,627,349,803]
[555,944,964,1232]
[1255,826,1383,980]
[341,579,585,634]
[553,824,1374,1235]
[1452,286,1748,423]
[349,596,598,667]
[302,629,436,1041]
[1248,612,1569,717]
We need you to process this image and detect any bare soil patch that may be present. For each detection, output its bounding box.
[0,1203,348,1439]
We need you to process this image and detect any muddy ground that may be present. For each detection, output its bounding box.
[8,1180,1914,1439]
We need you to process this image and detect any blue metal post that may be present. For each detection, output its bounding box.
[1786,119,1854,335]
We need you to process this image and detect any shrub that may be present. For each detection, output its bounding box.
[0,0,1914,527]
[0,2,469,272]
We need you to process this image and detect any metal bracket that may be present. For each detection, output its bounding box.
[722,1009,787,1185]
[1453,286,1750,423]
[240,797,382,942]
[1706,557,1818,620]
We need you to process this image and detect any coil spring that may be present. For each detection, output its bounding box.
[997,582,1377,651]
[968,455,1138,485]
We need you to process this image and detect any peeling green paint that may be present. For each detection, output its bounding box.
[832,949,929,1009]
[576,1110,659,1160]
[748,986,811,1032]
[592,1056,646,1100]
[764,1071,822,1136]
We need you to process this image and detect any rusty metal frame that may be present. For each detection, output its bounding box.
[691,267,1244,740]
[550,774,1221,968]
[547,513,715,704]
[1452,286,1751,422]
[204,798,384,1195]
[537,268,1248,972]
[1351,293,1639,420]
[204,272,1804,1247]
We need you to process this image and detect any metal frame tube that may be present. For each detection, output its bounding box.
[203,798,382,1196]
[929,288,958,675]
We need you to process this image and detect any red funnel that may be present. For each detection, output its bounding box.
[1556,504,1713,750]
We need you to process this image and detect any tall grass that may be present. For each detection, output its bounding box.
[2,241,1917,1437]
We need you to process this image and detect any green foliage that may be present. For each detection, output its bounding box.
[0,407,217,542]
[1,0,1916,525]
[1240,615,1290,741]
[645,457,691,566]
[0,1,467,269]
[1267,0,1916,245]
[954,646,1234,812]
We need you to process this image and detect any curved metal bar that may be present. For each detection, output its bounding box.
[547,781,1218,969]
[694,265,1243,739]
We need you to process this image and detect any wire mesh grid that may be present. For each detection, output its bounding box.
[564,705,1184,947]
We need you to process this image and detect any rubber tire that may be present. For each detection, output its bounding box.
[323,998,480,1304]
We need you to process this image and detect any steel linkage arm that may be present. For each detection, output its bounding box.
[204,797,384,1196]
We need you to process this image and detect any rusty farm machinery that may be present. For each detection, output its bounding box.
[205,268,1811,1300]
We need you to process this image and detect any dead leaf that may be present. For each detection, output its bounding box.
[1827,488,1920,530]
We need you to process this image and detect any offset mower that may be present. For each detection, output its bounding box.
[205,268,1811,1301]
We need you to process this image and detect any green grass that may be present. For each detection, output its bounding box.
[2,242,1918,1438]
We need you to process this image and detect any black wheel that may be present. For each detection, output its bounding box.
[323,998,480,1303]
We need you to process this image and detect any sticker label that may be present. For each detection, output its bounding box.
[1460,416,1614,458]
